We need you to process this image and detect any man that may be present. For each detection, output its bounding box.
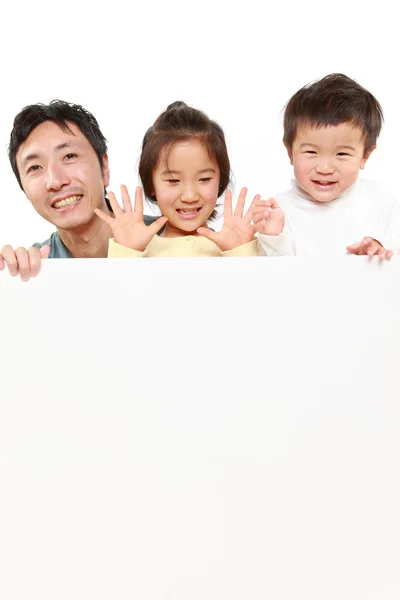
[0,100,158,280]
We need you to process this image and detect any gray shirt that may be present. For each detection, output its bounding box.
[31,215,158,258]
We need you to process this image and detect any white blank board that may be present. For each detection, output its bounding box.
[1,256,400,599]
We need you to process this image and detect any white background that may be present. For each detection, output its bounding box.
[1,4,400,597]
[1,257,400,599]
[0,0,399,247]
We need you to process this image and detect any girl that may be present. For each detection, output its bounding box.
[95,101,259,257]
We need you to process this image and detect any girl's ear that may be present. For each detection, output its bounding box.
[360,145,376,170]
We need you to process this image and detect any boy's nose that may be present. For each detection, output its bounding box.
[316,160,334,174]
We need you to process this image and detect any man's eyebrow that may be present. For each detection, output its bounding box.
[21,142,77,166]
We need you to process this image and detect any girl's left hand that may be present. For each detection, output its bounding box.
[197,188,257,251]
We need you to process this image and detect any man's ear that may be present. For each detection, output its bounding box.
[102,154,110,186]
[360,145,376,170]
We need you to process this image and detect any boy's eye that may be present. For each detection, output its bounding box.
[304,150,317,155]
[337,152,350,157]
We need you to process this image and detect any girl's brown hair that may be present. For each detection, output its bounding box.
[139,101,230,219]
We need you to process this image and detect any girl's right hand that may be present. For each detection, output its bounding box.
[94,185,168,252]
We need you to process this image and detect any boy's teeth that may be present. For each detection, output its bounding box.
[53,195,82,209]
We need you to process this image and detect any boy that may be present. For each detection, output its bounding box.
[254,73,400,259]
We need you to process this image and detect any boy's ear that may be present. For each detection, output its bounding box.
[285,145,294,165]
[360,145,376,170]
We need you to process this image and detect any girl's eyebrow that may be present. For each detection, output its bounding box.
[160,168,216,176]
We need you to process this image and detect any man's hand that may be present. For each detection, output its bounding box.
[346,237,393,260]
[0,245,50,281]
[251,197,285,236]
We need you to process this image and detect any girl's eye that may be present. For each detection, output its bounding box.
[199,177,211,182]
[167,179,179,184]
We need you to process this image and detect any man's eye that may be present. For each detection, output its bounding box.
[65,153,77,160]
[27,165,41,173]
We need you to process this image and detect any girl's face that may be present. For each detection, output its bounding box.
[152,139,220,237]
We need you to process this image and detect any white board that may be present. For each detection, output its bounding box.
[1,257,399,599]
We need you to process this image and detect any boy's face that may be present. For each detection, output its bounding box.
[287,123,373,203]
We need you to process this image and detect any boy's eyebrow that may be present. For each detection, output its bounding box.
[298,143,357,151]
[160,168,217,176]
[21,142,77,166]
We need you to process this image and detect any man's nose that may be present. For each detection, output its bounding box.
[46,163,71,191]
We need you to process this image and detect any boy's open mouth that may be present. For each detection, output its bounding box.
[312,180,337,188]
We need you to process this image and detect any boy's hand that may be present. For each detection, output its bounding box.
[94,185,167,252]
[0,244,50,281]
[197,188,256,252]
[251,197,285,236]
[346,237,393,260]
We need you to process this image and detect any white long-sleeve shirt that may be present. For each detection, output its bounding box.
[258,179,400,256]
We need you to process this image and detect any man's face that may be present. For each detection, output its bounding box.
[16,120,110,230]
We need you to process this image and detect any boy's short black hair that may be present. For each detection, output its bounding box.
[283,73,384,154]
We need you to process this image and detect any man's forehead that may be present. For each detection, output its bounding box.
[18,120,85,156]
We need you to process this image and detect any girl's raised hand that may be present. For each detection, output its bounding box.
[197,188,257,251]
[94,185,167,252]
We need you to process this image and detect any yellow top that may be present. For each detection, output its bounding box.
[108,236,259,258]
